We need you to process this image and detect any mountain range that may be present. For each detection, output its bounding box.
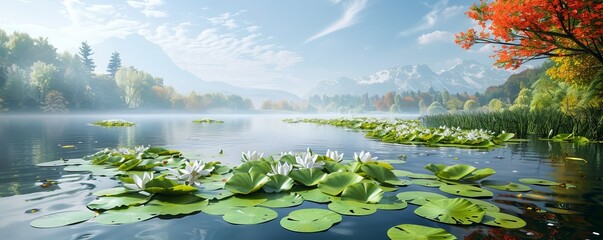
[307,60,511,97]
[93,35,300,105]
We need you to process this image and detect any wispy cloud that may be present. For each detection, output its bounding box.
[305,0,367,43]
[127,0,167,18]
[417,30,451,45]
[399,0,463,36]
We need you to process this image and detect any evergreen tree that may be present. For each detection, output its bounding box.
[78,41,95,73]
[106,51,122,78]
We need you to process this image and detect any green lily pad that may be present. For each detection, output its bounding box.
[481,180,531,192]
[144,195,209,215]
[94,206,157,224]
[396,191,447,206]
[374,195,408,210]
[219,194,268,207]
[280,208,342,233]
[144,176,198,195]
[30,210,96,228]
[464,198,500,212]
[224,172,269,194]
[36,159,88,167]
[201,203,244,215]
[223,207,278,225]
[392,170,413,177]
[93,187,130,196]
[439,184,494,198]
[411,179,446,188]
[87,193,151,210]
[289,168,327,186]
[436,164,476,181]
[194,189,234,200]
[328,200,377,216]
[198,181,226,191]
[387,224,457,240]
[295,188,331,203]
[424,163,447,175]
[64,165,122,176]
[481,211,526,229]
[318,172,364,196]
[259,193,304,208]
[462,168,496,181]
[323,161,347,173]
[407,173,437,179]
[341,182,384,203]
[414,198,485,225]
[233,161,272,175]
[361,164,399,184]
[262,174,294,193]
[518,178,559,186]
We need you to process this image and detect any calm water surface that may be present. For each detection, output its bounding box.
[0,114,602,240]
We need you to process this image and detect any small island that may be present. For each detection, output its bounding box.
[91,119,136,127]
[192,118,224,124]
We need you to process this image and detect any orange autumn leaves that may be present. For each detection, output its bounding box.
[455,0,603,78]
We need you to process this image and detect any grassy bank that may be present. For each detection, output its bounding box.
[420,108,603,140]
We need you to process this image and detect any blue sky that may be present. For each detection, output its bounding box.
[0,0,501,95]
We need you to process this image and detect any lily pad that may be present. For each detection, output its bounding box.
[392,170,413,177]
[318,172,364,196]
[340,182,384,203]
[481,180,531,192]
[87,193,151,210]
[36,159,88,167]
[289,168,327,186]
[414,198,485,225]
[387,224,457,240]
[93,187,130,196]
[464,198,500,212]
[224,172,269,194]
[518,178,559,186]
[436,164,476,181]
[223,207,277,225]
[374,195,408,210]
[407,173,437,179]
[280,208,342,233]
[201,203,244,215]
[396,191,447,206]
[323,161,347,173]
[481,211,526,229]
[439,184,494,198]
[462,168,496,181]
[197,181,226,191]
[144,195,209,215]
[295,188,331,203]
[262,174,294,193]
[94,206,157,224]
[361,164,399,184]
[259,193,304,208]
[30,210,96,228]
[411,179,446,188]
[328,200,377,216]
[194,189,234,200]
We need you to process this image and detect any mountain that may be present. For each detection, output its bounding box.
[93,35,299,105]
[307,60,511,97]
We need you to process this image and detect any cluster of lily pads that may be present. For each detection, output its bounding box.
[550,133,590,143]
[192,118,224,124]
[31,145,576,239]
[91,119,136,127]
[284,117,515,148]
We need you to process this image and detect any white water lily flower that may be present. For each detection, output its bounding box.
[270,162,293,176]
[325,149,344,162]
[242,151,264,162]
[354,151,378,163]
[295,152,324,169]
[168,160,214,186]
[124,172,153,190]
[115,147,131,155]
[134,145,149,155]
[280,151,294,157]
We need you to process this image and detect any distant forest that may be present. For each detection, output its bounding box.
[0,29,254,113]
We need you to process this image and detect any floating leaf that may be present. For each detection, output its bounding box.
[87,193,151,210]
[414,198,485,225]
[36,159,87,167]
[94,207,157,224]
[462,168,496,181]
[223,207,277,225]
[424,163,447,175]
[318,172,363,196]
[201,203,243,216]
[219,194,268,207]
[387,224,457,240]
[289,168,327,186]
[194,189,234,200]
[118,158,143,171]
[144,176,197,195]
[361,164,399,185]
[411,179,446,187]
[436,164,476,181]
[224,172,269,194]
[259,193,304,208]
[481,212,526,229]
[464,198,500,212]
[565,156,587,163]
[407,173,437,179]
[519,178,559,186]
[233,161,272,175]
[295,188,331,203]
[439,184,494,198]
[392,170,413,177]
[341,182,383,203]
[197,181,225,191]
[323,161,346,173]
[93,187,130,196]
[144,195,209,215]
[481,180,531,192]
[328,200,377,216]
[495,133,515,142]
[396,191,447,206]
[262,174,294,193]
[30,210,95,228]
[374,195,408,210]
[280,208,342,233]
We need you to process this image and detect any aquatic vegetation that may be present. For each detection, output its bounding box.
[551,133,590,143]
[33,145,575,237]
[285,117,515,148]
[192,118,224,124]
[91,119,135,127]
[387,224,457,240]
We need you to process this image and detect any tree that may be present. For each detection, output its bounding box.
[115,67,155,108]
[488,98,504,112]
[530,75,566,111]
[427,102,447,115]
[58,52,92,109]
[456,0,603,70]
[463,99,480,112]
[78,41,96,73]
[107,51,122,79]
[509,88,532,112]
[30,61,57,103]
[41,90,68,112]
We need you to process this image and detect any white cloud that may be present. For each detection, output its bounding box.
[246,26,260,33]
[305,0,367,43]
[127,0,167,18]
[399,0,463,36]
[208,12,244,29]
[478,44,494,53]
[417,30,451,44]
[142,21,302,88]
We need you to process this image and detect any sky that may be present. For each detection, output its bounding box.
[0,0,503,95]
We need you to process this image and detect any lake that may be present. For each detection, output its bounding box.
[0,114,602,239]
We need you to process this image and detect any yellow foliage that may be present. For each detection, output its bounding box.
[547,54,601,86]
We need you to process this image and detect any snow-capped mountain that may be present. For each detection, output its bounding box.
[307,60,510,96]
